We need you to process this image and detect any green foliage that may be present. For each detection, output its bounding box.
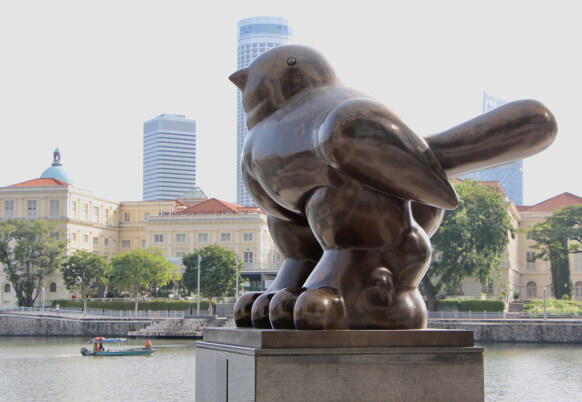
[60,250,109,301]
[50,299,212,311]
[0,219,66,306]
[421,180,514,310]
[182,245,243,302]
[109,247,177,312]
[513,292,520,300]
[435,299,505,312]
[522,298,582,314]
[529,205,582,299]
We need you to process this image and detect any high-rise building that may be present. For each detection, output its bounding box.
[235,17,293,206]
[143,114,197,201]
[462,92,524,205]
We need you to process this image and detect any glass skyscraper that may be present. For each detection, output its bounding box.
[236,17,292,206]
[143,114,197,201]
[462,92,524,205]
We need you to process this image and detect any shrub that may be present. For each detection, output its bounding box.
[434,299,460,311]
[459,300,505,312]
[50,299,213,311]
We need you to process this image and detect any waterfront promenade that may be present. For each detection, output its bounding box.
[1,307,580,342]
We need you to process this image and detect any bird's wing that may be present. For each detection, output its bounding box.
[316,98,458,209]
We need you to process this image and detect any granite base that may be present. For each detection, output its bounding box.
[195,328,484,402]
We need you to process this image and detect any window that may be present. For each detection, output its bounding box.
[176,233,186,244]
[104,238,109,247]
[71,232,77,242]
[573,252,582,271]
[526,231,532,240]
[49,283,57,292]
[243,232,253,242]
[141,240,146,248]
[526,252,537,270]
[144,211,151,220]
[93,237,99,246]
[198,233,209,243]
[244,251,253,263]
[91,206,98,223]
[49,200,60,218]
[71,201,77,218]
[4,283,11,293]
[4,200,15,218]
[26,200,38,218]
[83,234,89,243]
[176,251,186,258]
[221,233,231,242]
[82,204,88,221]
[153,234,164,244]
[52,232,60,240]
[121,240,131,248]
[123,212,131,223]
[526,281,537,298]
[481,280,494,295]
[575,282,582,297]
[104,209,109,225]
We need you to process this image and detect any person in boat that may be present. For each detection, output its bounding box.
[145,339,152,349]
[93,342,98,353]
[99,342,104,351]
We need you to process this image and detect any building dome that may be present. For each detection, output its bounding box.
[40,148,72,184]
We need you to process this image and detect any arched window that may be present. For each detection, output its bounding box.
[575,282,582,298]
[4,283,10,293]
[526,281,537,298]
[50,283,57,293]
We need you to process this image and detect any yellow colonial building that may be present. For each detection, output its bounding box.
[0,150,282,306]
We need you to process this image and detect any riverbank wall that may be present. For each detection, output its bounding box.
[428,319,582,343]
[0,313,152,337]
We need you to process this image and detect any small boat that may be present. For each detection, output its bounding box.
[80,337,156,356]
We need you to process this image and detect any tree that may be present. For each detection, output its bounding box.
[60,250,109,315]
[0,219,66,307]
[109,247,176,314]
[529,205,582,299]
[182,245,243,313]
[421,180,514,310]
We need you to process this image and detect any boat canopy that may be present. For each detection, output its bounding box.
[88,338,127,344]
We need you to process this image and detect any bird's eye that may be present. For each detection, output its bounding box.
[287,57,296,65]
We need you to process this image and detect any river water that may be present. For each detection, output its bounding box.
[0,337,580,401]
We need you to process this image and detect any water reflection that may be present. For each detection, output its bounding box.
[0,337,197,402]
[1,337,581,401]
[482,343,582,401]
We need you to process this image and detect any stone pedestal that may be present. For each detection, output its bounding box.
[196,328,484,402]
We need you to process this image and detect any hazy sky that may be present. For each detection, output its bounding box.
[1,1,579,206]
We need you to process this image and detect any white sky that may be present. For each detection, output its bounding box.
[0,1,580,206]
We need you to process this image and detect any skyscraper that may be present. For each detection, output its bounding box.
[462,92,524,205]
[235,17,293,206]
[143,114,197,201]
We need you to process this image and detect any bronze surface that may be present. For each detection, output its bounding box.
[230,45,557,330]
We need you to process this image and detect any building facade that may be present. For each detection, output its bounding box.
[462,93,524,205]
[143,114,197,201]
[0,153,282,306]
[235,16,292,206]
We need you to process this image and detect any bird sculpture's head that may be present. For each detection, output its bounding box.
[230,45,339,129]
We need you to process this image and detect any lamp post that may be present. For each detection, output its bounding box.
[196,254,201,316]
[41,285,45,312]
[543,282,552,320]
[235,257,240,300]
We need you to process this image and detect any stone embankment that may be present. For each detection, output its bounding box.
[428,319,582,343]
[0,312,234,338]
[129,316,234,338]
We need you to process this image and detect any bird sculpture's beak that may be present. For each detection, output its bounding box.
[229,68,248,90]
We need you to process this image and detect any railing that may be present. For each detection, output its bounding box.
[428,311,579,320]
[240,262,282,272]
[0,306,184,319]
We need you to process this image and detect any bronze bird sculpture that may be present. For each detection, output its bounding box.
[229,45,557,330]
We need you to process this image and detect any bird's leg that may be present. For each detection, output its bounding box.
[234,214,322,328]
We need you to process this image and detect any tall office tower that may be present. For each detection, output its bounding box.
[462,92,524,205]
[236,17,293,206]
[143,114,197,201]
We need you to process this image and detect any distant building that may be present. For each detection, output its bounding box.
[462,92,524,205]
[0,150,283,306]
[235,17,292,206]
[143,114,197,201]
